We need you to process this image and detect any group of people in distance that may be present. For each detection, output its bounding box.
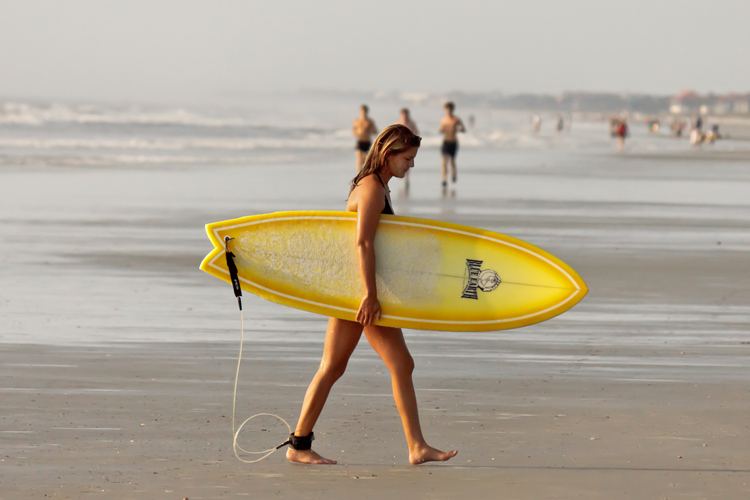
[612,113,722,150]
[688,115,721,146]
[352,102,466,192]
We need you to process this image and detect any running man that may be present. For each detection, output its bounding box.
[439,101,465,189]
[353,105,378,171]
[397,108,419,192]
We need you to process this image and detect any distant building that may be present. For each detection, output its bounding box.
[670,90,750,115]
[556,92,669,114]
[323,89,750,116]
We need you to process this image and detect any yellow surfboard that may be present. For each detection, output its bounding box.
[200,211,587,332]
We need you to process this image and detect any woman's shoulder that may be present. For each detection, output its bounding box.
[348,174,385,211]
[353,173,383,192]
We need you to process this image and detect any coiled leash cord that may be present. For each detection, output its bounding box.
[225,237,294,463]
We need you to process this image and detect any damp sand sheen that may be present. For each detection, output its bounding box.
[200,211,588,331]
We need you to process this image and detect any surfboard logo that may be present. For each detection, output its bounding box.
[461,259,501,299]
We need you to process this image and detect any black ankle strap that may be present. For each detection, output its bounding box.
[277,432,315,451]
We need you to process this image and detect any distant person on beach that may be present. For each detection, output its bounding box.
[397,108,419,135]
[690,126,705,146]
[615,118,628,151]
[556,115,565,134]
[706,124,721,144]
[439,101,465,190]
[532,114,542,133]
[671,119,685,138]
[286,125,457,466]
[646,117,660,133]
[396,108,419,192]
[352,105,378,170]
[609,116,619,137]
[694,114,703,132]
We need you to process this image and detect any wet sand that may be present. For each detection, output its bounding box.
[2,142,750,498]
[2,341,749,499]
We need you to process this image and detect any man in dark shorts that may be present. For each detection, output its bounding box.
[356,139,371,153]
[441,140,458,158]
[352,104,377,170]
[439,101,465,189]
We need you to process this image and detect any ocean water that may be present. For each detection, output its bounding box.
[6,94,745,167]
[0,96,588,169]
[1,93,749,381]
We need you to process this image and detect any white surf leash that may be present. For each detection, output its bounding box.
[225,237,293,463]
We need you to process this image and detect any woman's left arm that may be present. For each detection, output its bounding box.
[354,183,385,326]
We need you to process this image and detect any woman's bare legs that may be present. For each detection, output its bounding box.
[364,325,458,464]
[288,319,456,465]
[286,318,363,464]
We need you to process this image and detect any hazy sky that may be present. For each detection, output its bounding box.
[2,0,749,103]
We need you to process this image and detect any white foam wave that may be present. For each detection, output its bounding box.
[0,102,246,127]
[0,153,297,167]
[0,136,354,151]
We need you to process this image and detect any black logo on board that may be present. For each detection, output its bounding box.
[461,259,501,300]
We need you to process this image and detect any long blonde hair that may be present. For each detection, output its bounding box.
[350,124,421,191]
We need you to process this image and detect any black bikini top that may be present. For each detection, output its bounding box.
[374,172,394,215]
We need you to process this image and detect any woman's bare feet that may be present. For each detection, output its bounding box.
[286,448,337,465]
[409,444,458,464]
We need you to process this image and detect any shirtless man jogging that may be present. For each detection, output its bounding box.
[396,108,419,192]
[439,101,465,189]
[353,105,378,170]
